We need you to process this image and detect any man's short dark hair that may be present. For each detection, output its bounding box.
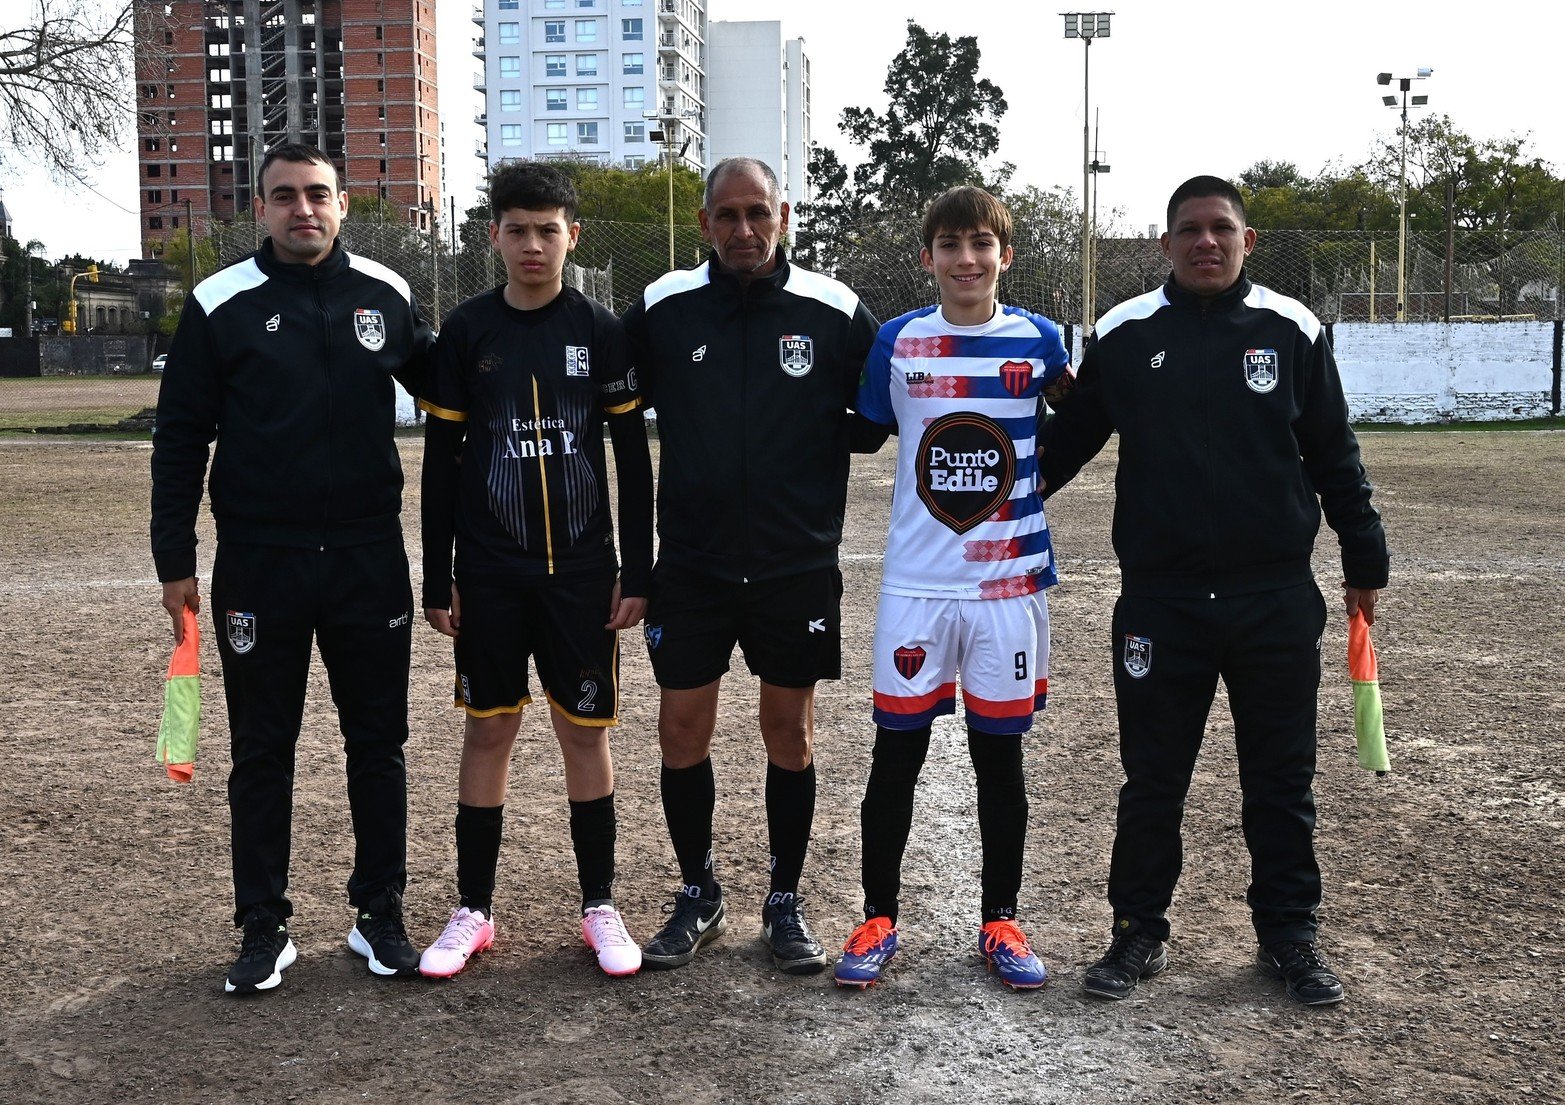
[257,143,339,196]
[1166,175,1247,230]
[921,186,1013,252]
[703,157,781,211]
[489,160,578,223]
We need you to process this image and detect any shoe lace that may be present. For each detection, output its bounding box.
[432,909,486,951]
[1274,942,1330,974]
[843,917,893,956]
[238,911,281,959]
[358,892,410,946]
[584,908,634,948]
[768,897,813,943]
[1103,927,1159,967]
[981,920,1033,958]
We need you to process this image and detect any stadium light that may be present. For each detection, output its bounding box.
[1062,11,1113,328]
[1377,67,1433,322]
[645,108,698,271]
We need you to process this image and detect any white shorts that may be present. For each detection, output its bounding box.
[870,591,1050,736]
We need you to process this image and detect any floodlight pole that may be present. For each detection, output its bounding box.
[1377,69,1431,322]
[1064,12,1111,328]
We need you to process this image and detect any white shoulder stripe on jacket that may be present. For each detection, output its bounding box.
[782,264,862,319]
[347,253,414,306]
[1245,284,1322,343]
[1093,287,1170,340]
[642,263,712,311]
[193,259,268,315]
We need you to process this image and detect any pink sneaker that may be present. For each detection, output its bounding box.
[581,905,642,976]
[419,907,495,979]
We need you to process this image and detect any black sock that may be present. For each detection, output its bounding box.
[766,760,816,898]
[569,792,617,912]
[455,802,504,917]
[859,724,931,926]
[968,728,1027,924]
[661,757,717,897]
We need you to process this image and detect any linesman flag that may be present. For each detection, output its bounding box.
[1347,611,1390,775]
[156,607,201,783]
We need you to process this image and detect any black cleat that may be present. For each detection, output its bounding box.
[641,885,727,969]
[1257,941,1345,1006]
[347,888,421,977]
[1082,918,1168,1000]
[761,893,830,975]
[226,906,297,994]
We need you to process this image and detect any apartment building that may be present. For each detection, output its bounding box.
[474,0,707,174]
[705,21,809,209]
[133,0,440,254]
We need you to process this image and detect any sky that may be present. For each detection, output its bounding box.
[3,0,1562,264]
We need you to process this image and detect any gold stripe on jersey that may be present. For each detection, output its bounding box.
[532,377,555,573]
[455,694,533,717]
[418,399,469,422]
[604,396,642,416]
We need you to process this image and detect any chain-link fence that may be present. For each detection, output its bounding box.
[4,216,1562,430]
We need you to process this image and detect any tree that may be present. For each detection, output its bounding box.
[835,21,1009,212]
[794,21,1010,313]
[0,1,135,180]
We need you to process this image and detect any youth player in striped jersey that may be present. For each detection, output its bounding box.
[417,161,654,979]
[835,187,1074,990]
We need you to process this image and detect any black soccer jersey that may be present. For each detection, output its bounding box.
[420,285,642,586]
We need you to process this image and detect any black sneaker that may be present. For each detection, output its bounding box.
[761,892,830,975]
[1081,918,1168,1000]
[641,884,727,969]
[225,906,297,994]
[347,888,421,977]
[1257,941,1345,1006]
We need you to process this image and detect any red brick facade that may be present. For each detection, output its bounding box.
[134,0,439,256]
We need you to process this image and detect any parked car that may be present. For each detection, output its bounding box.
[152,354,167,373]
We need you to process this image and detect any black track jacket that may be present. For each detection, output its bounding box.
[151,239,434,582]
[1039,273,1389,598]
[622,249,879,583]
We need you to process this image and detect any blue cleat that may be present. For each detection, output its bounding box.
[834,916,899,988]
[979,919,1048,989]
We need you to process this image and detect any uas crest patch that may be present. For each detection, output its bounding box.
[915,412,1015,535]
[227,610,257,655]
[779,335,813,377]
[1243,348,1279,394]
[1122,634,1152,679]
[893,645,927,680]
[354,308,387,351]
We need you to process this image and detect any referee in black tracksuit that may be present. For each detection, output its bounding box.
[1039,176,1388,1007]
[151,144,434,994]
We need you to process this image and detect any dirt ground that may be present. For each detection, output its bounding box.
[1,430,1561,1105]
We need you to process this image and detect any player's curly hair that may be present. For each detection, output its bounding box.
[921,187,1013,252]
[489,160,578,222]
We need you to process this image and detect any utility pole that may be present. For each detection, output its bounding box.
[184,197,195,290]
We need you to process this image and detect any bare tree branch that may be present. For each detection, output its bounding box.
[0,0,136,182]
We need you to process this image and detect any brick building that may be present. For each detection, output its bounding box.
[133,0,439,257]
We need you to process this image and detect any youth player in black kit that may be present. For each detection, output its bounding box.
[417,161,654,978]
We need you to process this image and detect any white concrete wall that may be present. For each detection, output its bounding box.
[706,21,784,188]
[1068,321,1559,423]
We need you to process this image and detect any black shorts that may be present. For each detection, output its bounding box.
[643,565,843,690]
[452,573,620,725]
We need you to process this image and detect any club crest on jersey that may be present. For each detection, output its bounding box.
[353,308,387,351]
[1123,634,1152,679]
[226,610,257,655]
[1243,348,1279,394]
[999,360,1032,398]
[893,645,927,680]
[915,411,1015,535]
[565,345,591,377]
[779,335,813,377]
